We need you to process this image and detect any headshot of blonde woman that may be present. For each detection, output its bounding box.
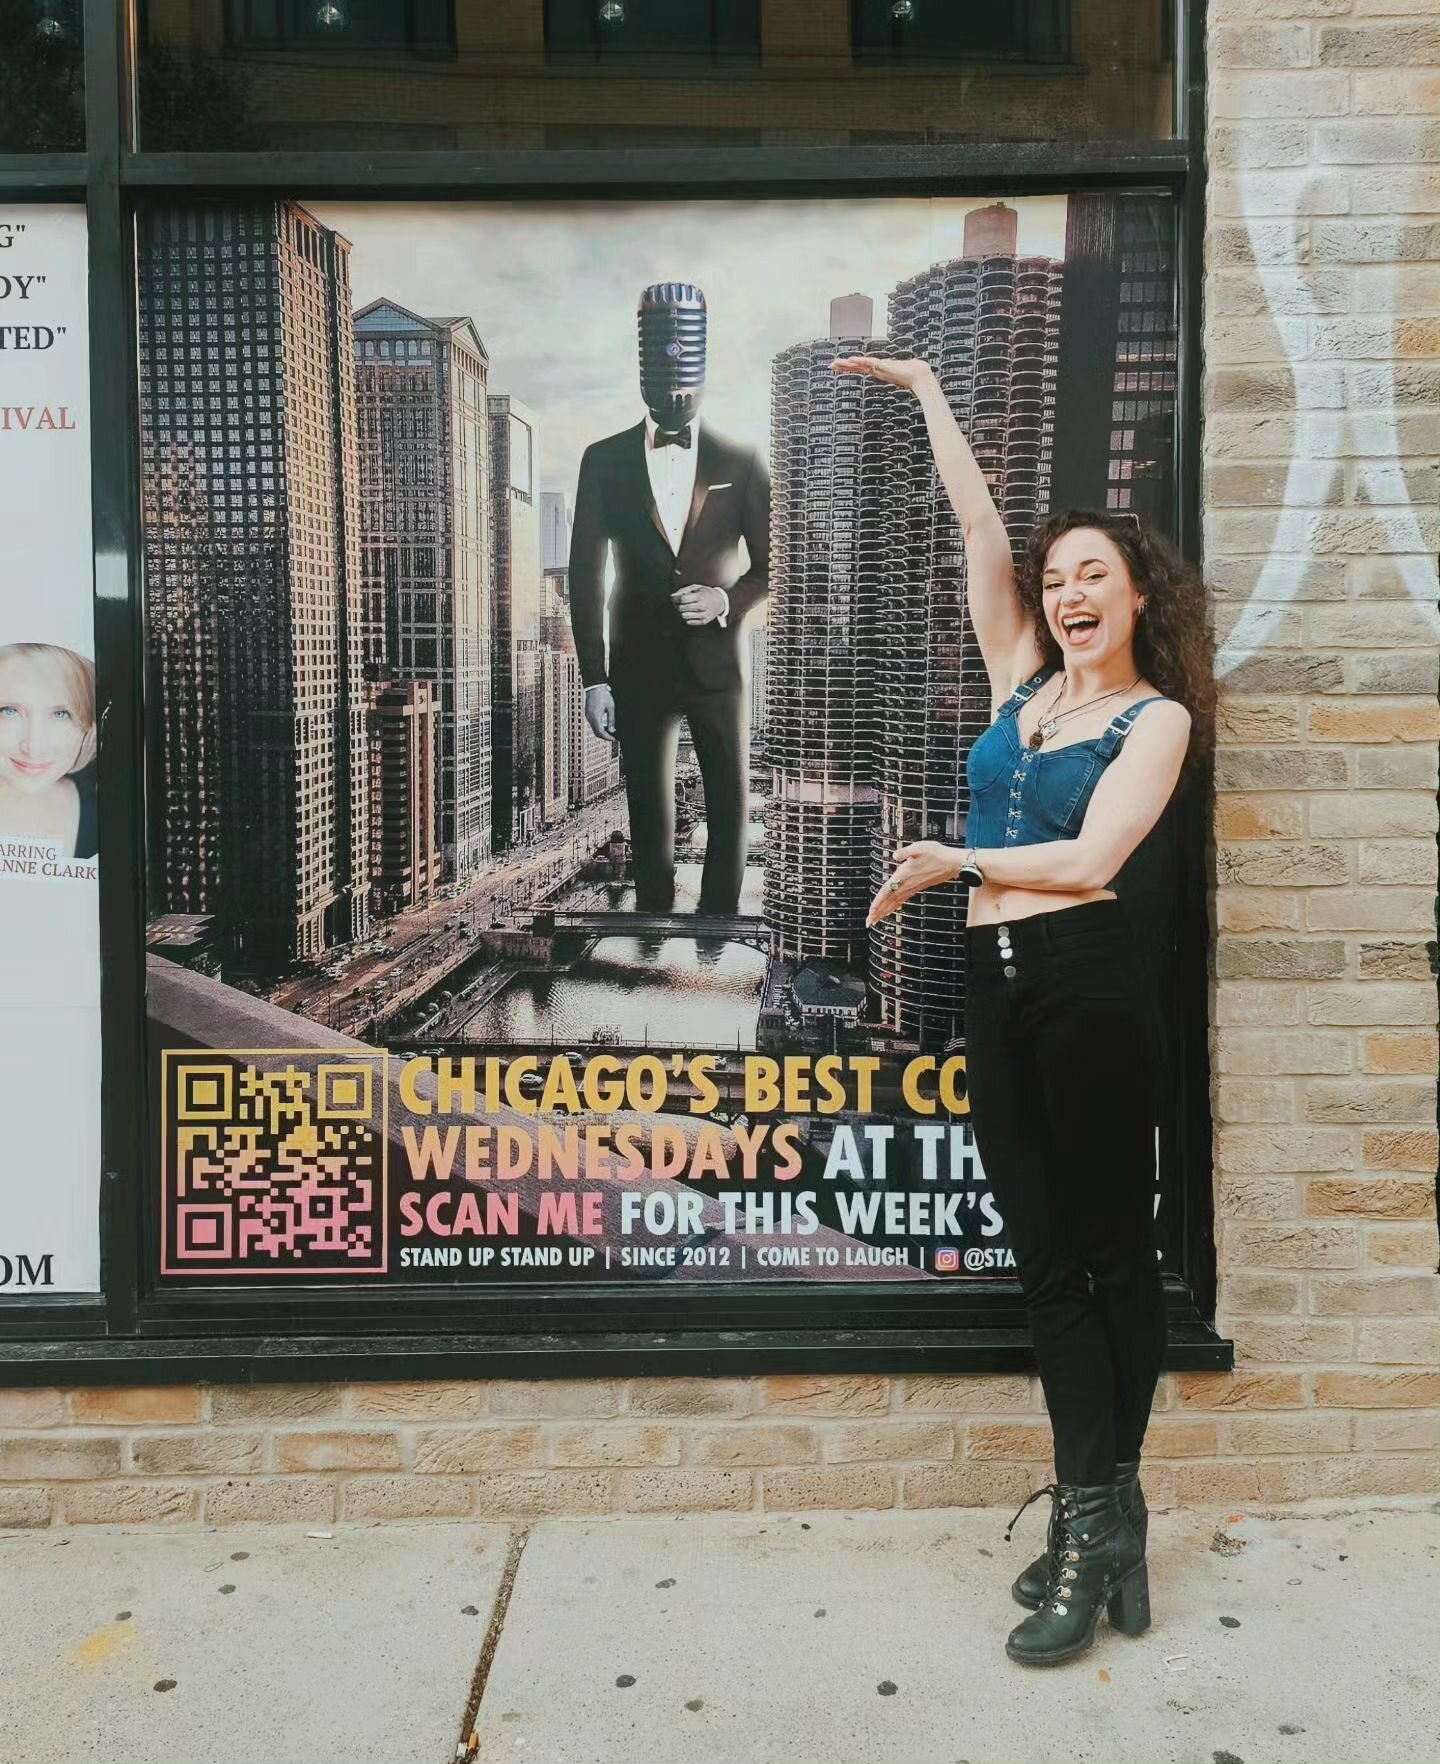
[0,642,98,862]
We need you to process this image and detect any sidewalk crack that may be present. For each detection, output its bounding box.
[454,1525,530,1760]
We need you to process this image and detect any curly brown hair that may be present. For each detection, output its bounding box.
[1016,509,1216,773]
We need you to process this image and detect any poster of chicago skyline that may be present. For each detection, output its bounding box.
[139,193,1182,1286]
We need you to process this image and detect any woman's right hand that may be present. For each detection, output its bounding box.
[831,355,935,394]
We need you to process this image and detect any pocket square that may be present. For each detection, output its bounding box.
[707,481,733,491]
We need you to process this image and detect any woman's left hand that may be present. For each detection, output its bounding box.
[865,841,964,927]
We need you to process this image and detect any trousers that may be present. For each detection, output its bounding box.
[613,672,748,915]
[963,897,1168,1485]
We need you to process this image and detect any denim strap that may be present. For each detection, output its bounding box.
[997,666,1057,721]
[1094,697,1166,761]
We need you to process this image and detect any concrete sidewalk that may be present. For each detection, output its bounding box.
[2,1503,1436,1764]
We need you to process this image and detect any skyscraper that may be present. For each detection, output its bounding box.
[764,294,903,968]
[368,674,441,913]
[539,648,576,826]
[489,394,544,849]
[539,489,572,572]
[139,200,370,967]
[1053,193,1178,527]
[353,299,492,881]
[574,699,623,809]
[537,566,575,825]
[870,205,1062,1046]
[828,292,874,340]
[537,563,622,813]
[748,623,769,743]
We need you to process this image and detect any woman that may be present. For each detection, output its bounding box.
[0,642,98,862]
[835,353,1213,1668]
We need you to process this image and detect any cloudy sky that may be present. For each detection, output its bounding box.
[318,196,1067,509]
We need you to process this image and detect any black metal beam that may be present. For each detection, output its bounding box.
[1174,0,1207,566]
[0,154,88,196]
[0,1320,1233,1384]
[84,0,147,1337]
[117,141,1191,199]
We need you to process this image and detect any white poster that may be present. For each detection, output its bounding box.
[0,206,100,1293]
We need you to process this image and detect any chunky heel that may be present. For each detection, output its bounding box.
[1107,1564,1151,1636]
[1006,1482,1151,1667]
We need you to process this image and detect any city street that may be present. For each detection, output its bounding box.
[5,1502,1436,1764]
[270,792,626,1033]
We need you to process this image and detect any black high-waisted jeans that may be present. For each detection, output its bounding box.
[964,897,1167,1485]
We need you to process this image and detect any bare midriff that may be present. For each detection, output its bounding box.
[966,880,1117,928]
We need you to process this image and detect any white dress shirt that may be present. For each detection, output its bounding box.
[644,411,699,553]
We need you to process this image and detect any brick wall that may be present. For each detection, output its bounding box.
[1205,0,1440,1501]
[0,1371,1373,1529]
[2,3,1437,1530]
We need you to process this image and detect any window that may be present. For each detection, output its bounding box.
[0,0,1216,1381]
[852,0,1069,64]
[223,0,455,54]
[135,0,1174,150]
[0,0,84,150]
[545,0,759,65]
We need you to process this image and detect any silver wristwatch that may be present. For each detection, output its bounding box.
[952,846,988,889]
[956,848,985,887]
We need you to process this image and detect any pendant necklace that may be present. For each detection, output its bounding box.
[1027,673,1141,751]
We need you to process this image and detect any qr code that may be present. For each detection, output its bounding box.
[161,1052,388,1275]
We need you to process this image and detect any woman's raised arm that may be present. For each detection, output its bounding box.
[833,355,1044,698]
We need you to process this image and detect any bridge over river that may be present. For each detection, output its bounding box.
[536,910,773,953]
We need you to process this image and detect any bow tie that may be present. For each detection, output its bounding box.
[653,425,692,450]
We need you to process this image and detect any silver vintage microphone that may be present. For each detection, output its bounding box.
[637,282,707,434]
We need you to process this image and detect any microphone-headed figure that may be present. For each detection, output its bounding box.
[568,280,769,916]
[638,282,707,437]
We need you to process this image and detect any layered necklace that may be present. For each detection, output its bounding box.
[1027,671,1142,751]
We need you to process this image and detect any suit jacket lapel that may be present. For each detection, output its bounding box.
[626,421,671,551]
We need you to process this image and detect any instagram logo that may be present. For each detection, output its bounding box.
[933,1247,960,1274]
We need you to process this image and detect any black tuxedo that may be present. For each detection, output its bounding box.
[568,421,770,914]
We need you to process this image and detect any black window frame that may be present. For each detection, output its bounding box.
[0,0,1227,1386]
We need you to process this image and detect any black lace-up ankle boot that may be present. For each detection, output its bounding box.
[1010,1459,1147,1611]
[1003,1482,1149,1667]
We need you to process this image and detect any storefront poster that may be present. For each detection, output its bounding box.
[0,205,101,1294]
[139,195,1179,1286]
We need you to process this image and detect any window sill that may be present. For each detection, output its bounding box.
[0,1320,1232,1386]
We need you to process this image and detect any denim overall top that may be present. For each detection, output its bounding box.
[965,666,1166,848]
